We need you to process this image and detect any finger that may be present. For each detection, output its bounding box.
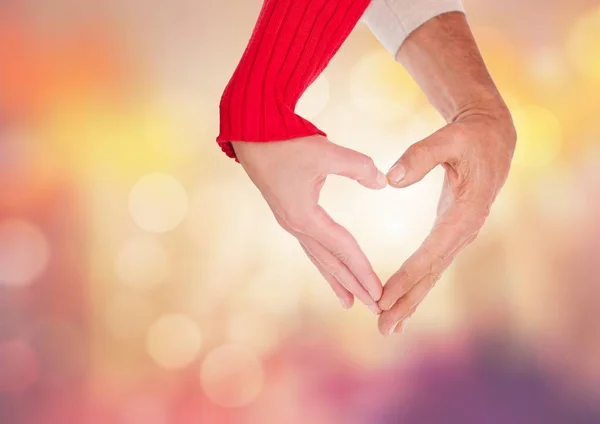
[381,231,478,335]
[387,126,458,188]
[378,202,480,311]
[324,144,387,190]
[391,234,474,335]
[299,235,381,315]
[378,228,480,335]
[304,206,384,303]
[378,273,440,335]
[300,243,354,309]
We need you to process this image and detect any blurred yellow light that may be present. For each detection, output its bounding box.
[146,314,202,369]
[156,86,218,160]
[115,236,170,290]
[568,6,600,83]
[41,99,177,178]
[0,219,49,287]
[349,50,423,122]
[200,344,264,408]
[105,292,156,339]
[129,173,188,233]
[535,165,587,234]
[512,105,562,168]
[471,25,519,92]
[296,74,330,120]
[0,339,39,392]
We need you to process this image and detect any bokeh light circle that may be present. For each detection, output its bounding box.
[129,173,188,233]
[115,236,170,290]
[567,6,600,83]
[527,47,568,86]
[0,339,39,392]
[106,292,155,339]
[200,344,264,408]
[296,74,330,119]
[512,105,562,168]
[349,50,422,122]
[146,314,202,369]
[0,219,50,287]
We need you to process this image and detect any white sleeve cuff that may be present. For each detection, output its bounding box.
[362,0,465,58]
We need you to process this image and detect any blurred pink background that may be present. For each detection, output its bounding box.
[1,0,599,423]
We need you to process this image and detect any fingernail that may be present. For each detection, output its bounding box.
[368,304,381,315]
[339,298,350,309]
[368,286,382,303]
[388,321,400,336]
[388,163,406,184]
[376,170,388,187]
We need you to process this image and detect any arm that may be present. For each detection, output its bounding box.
[217,0,387,313]
[376,12,517,335]
[362,0,465,57]
[217,0,372,159]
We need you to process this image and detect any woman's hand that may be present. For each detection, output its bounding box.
[233,135,388,313]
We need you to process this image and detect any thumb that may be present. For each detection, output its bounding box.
[387,126,456,188]
[326,145,387,190]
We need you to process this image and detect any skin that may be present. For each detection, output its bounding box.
[232,136,387,314]
[232,12,516,334]
[379,12,516,335]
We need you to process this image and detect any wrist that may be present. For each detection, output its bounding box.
[216,0,371,161]
[451,89,509,123]
[452,95,517,145]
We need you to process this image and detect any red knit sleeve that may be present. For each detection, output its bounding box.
[216,0,373,160]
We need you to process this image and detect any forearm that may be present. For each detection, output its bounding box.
[396,12,512,126]
[363,0,464,57]
[217,0,372,159]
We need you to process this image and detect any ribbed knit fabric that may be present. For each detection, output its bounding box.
[217,0,373,160]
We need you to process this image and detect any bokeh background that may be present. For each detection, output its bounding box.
[1,0,599,423]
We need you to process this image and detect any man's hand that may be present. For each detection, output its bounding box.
[373,11,517,335]
[232,135,388,313]
[377,109,516,335]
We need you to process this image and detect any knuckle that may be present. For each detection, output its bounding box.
[422,246,447,273]
[406,143,423,158]
[465,208,489,229]
[473,212,488,229]
[408,142,433,164]
[395,269,415,291]
[333,250,351,265]
[466,232,479,245]
[389,300,412,322]
[380,273,411,310]
[359,155,376,171]
[457,201,490,229]
[319,258,339,277]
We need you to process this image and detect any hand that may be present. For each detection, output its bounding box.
[377,109,516,335]
[232,135,388,313]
